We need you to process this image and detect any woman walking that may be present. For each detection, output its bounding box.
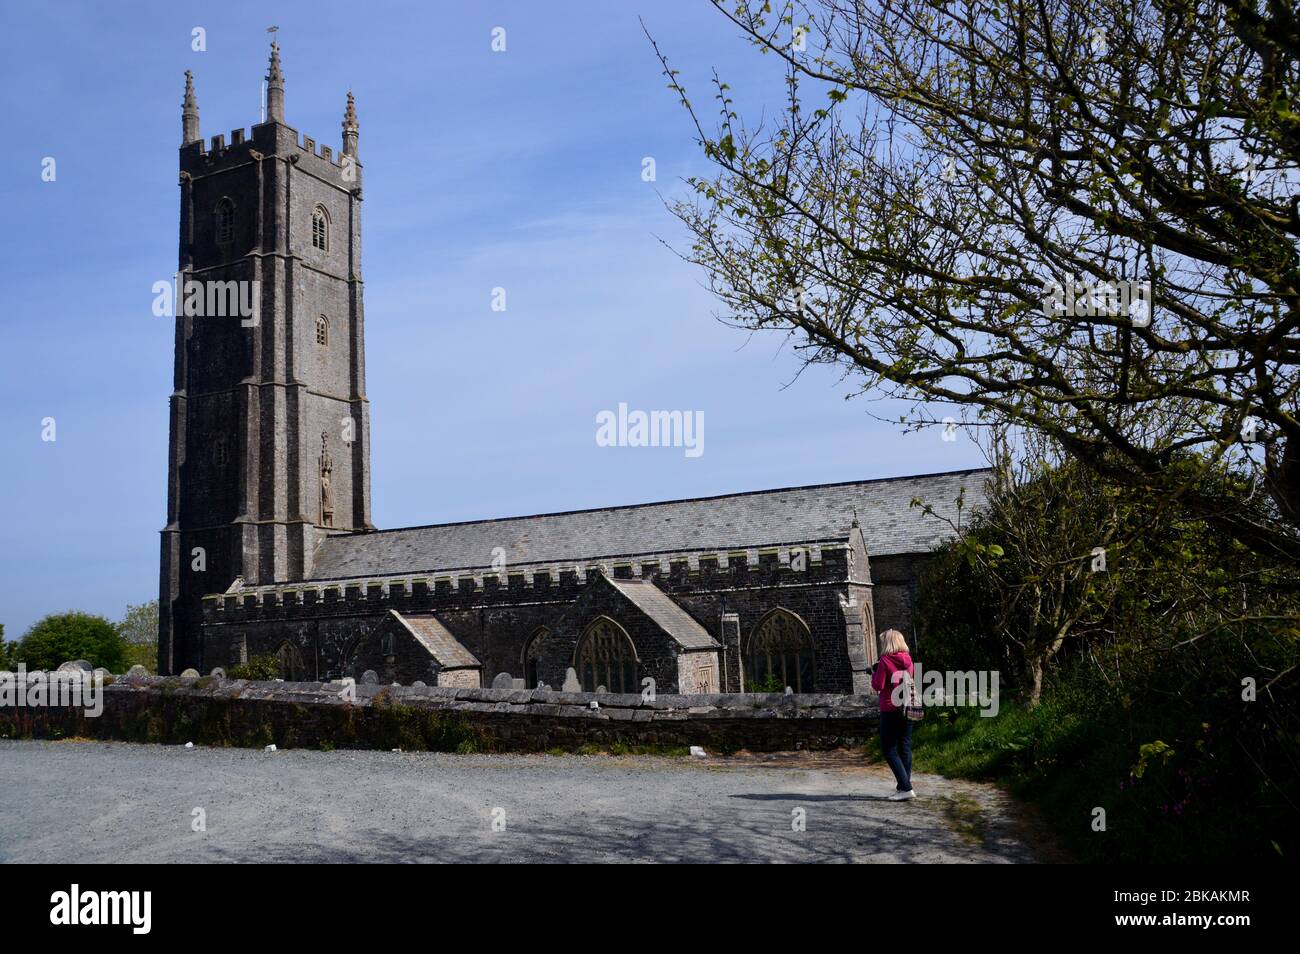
[871,629,917,800]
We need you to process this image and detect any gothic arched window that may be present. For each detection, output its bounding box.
[316,315,329,346]
[215,198,235,245]
[312,205,329,250]
[746,608,815,693]
[523,627,547,689]
[576,617,637,693]
[276,642,305,681]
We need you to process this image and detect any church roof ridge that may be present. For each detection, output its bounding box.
[305,468,992,582]
[341,466,993,537]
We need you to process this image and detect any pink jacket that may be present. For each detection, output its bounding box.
[871,651,915,712]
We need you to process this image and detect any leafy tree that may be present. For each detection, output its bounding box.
[915,438,1299,704]
[655,0,1300,560]
[16,612,126,672]
[116,600,158,674]
[116,600,157,645]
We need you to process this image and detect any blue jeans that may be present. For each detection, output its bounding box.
[880,710,913,791]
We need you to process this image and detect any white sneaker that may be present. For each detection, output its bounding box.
[887,790,916,801]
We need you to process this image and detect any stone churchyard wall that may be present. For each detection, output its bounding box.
[0,673,879,754]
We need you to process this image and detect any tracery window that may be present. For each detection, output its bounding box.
[746,608,815,693]
[276,642,305,681]
[576,617,637,693]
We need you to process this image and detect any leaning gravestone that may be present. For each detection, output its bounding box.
[491,671,514,690]
[209,667,226,679]
[361,669,379,685]
[57,659,93,673]
[125,665,149,681]
[180,668,200,678]
[562,667,582,693]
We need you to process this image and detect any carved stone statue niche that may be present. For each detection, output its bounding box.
[319,431,334,527]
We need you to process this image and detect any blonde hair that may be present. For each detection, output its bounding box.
[880,629,909,655]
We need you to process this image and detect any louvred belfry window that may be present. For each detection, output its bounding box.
[215,198,234,244]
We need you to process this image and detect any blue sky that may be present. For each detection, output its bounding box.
[0,1,982,640]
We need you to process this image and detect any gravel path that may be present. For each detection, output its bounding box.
[0,740,1047,863]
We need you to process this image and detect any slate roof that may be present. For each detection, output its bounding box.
[308,468,990,583]
[606,578,720,651]
[389,611,481,669]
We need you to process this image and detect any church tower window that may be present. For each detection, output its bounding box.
[215,197,235,245]
[312,205,330,250]
[316,315,329,346]
[746,608,815,693]
[576,618,637,693]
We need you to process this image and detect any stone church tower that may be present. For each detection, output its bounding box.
[159,45,372,674]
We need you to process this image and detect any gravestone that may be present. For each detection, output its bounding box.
[512,678,526,690]
[411,680,426,689]
[125,665,149,680]
[562,667,581,692]
[361,670,379,685]
[209,667,226,679]
[57,659,93,673]
[180,668,200,678]
[491,672,514,690]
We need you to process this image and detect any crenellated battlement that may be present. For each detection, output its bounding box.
[297,131,357,171]
[180,122,359,183]
[177,46,360,184]
[200,541,856,625]
[181,127,256,163]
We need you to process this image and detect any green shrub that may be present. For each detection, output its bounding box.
[229,654,280,681]
[751,673,784,694]
[910,456,1299,861]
